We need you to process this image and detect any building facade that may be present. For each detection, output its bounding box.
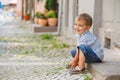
[60,0,120,50]
[15,0,120,50]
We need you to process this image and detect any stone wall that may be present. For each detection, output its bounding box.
[99,0,120,49]
[35,0,46,13]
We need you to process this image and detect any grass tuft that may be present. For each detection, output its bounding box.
[40,34,53,40]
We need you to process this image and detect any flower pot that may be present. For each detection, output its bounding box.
[48,18,58,27]
[24,16,30,21]
[39,19,48,27]
[34,18,39,24]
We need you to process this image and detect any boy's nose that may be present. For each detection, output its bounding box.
[76,25,80,29]
[74,26,78,29]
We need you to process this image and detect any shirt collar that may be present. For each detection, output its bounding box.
[80,30,89,36]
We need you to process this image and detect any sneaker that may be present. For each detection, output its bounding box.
[66,64,71,69]
[69,68,86,75]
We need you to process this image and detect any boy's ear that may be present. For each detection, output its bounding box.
[87,26,90,29]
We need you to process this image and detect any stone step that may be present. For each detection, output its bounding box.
[31,24,57,33]
[88,48,120,80]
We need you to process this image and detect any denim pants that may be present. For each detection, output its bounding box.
[71,45,101,63]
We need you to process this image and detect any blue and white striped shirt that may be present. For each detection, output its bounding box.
[75,30,104,61]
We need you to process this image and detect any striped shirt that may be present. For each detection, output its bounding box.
[75,30,104,61]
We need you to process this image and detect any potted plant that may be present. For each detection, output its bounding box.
[45,0,58,11]
[38,13,48,27]
[24,13,30,21]
[34,12,40,24]
[46,10,58,27]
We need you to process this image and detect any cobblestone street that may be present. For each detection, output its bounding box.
[0,20,94,80]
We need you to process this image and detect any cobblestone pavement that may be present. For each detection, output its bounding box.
[0,20,94,80]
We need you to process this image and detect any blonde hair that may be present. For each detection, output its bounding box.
[75,13,92,27]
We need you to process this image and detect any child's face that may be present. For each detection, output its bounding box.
[74,19,90,34]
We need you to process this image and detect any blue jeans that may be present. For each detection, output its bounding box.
[71,45,101,63]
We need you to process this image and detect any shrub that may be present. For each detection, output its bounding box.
[45,0,58,11]
[34,12,40,18]
[35,12,47,19]
[46,10,56,18]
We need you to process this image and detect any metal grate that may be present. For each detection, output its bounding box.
[104,38,111,49]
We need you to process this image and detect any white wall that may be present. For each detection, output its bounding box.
[0,0,8,5]
[16,0,21,11]
[100,0,120,49]
[78,0,95,32]
[35,0,46,13]
[78,0,95,18]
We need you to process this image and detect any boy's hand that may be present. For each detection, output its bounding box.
[70,62,78,68]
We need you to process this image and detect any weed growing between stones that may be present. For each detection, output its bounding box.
[81,74,93,80]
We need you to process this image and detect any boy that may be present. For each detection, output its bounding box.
[67,13,104,74]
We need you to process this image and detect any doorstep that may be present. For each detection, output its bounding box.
[88,48,120,80]
[31,24,57,33]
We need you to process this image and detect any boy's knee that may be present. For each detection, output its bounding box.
[78,44,87,54]
[71,49,76,58]
[78,44,87,49]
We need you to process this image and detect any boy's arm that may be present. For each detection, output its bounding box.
[77,35,96,46]
[86,37,96,46]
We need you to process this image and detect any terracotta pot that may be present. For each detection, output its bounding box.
[39,19,48,27]
[34,18,39,24]
[48,18,58,27]
[24,16,30,21]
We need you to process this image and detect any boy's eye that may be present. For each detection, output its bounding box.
[74,24,84,27]
[74,24,77,25]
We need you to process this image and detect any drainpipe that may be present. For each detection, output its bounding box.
[22,0,24,20]
[57,0,63,36]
